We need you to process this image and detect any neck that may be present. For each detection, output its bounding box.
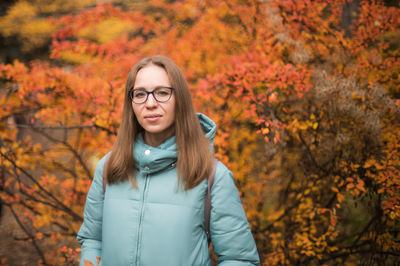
[144,127,175,147]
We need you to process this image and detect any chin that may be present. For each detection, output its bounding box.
[144,127,167,134]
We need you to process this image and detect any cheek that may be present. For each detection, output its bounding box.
[131,104,143,126]
[168,101,176,121]
[131,103,139,116]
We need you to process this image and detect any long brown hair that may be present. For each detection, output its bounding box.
[106,55,213,190]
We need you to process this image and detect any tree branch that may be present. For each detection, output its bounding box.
[0,150,83,222]
[9,206,49,265]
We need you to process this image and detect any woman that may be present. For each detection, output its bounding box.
[77,55,260,265]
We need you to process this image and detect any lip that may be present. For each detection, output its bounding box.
[144,114,162,122]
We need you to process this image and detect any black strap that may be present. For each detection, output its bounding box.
[205,158,218,245]
[102,156,109,194]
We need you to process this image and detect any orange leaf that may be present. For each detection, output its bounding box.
[84,260,94,266]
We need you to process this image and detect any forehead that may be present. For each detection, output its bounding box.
[134,64,171,89]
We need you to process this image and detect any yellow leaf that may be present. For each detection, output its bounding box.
[346,183,355,190]
[364,159,376,168]
[78,18,134,44]
[337,193,344,203]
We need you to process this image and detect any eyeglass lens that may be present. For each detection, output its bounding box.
[131,87,173,103]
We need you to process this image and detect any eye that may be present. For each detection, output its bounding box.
[134,90,147,98]
[155,88,171,96]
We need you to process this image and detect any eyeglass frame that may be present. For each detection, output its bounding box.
[128,87,174,104]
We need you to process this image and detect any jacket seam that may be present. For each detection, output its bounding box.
[135,173,150,266]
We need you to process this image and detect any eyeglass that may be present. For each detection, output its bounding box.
[128,87,174,104]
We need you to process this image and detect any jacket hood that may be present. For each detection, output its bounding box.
[198,113,216,144]
[134,113,216,175]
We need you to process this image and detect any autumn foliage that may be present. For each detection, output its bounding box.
[0,0,399,265]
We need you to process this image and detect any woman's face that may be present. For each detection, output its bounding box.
[132,64,176,144]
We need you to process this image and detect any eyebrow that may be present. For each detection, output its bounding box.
[133,85,171,90]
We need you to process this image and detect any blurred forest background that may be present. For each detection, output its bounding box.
[0,0,399,265]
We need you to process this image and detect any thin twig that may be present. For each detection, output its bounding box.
[0,151,83,222]
[9,206,49,265]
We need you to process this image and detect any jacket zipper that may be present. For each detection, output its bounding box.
[135,173,150,266]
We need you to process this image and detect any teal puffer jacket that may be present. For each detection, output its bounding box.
[77,114,260,266]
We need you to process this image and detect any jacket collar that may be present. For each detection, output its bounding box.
[133,113,216,175]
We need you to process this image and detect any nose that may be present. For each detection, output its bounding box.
[144,93,158,108]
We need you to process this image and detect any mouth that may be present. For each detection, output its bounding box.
[144,114,162,122]
[144,114,162,118]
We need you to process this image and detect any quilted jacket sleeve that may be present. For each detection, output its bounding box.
[210,162,260,266]
[77,156,106,266]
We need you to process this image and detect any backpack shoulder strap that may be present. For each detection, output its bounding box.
[205,158,218,245]
[102,156,109,194]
